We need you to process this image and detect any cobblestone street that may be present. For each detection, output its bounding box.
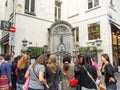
[115,72,120,90]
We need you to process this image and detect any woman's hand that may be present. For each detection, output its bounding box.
[101,68,104,72]
[109,77,115,82]
[46,84,49,89]
[9,82,12,87]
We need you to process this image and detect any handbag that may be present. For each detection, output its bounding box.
[99,82,106,90]
[70,78,79,87]
[0,75,9,90]
[23,77,30,90]
[52,68,59,90]
[47,68,59,90]
[65,71,78,87]
[0,63,9,90]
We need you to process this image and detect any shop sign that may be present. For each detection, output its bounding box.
[10,26,16,32]
[9,32,15,46]
[1,20,11,31]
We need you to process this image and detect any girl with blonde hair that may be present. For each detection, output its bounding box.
[16,54,30,90]
[45,54,61,90]
[47,54,58,72]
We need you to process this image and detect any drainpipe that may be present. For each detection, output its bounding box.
[9,0,16,53]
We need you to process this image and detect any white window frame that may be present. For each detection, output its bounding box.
[25,0,35,13]
[55,1,61,21]
[88,22,100,40]
[73,27,79,43]
[110,0,114,6]
[88,0,99,9]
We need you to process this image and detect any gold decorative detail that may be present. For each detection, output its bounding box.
[16,4,22,13]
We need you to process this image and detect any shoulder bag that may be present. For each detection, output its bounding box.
[65,70,78,87]
[33,67,39,79]
[52,68,59,90]
[23,76,30,90]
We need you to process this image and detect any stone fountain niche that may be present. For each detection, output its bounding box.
[48,21,75,54]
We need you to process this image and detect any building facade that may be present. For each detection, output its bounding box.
[61,0,120,71]
[0,0,120,70]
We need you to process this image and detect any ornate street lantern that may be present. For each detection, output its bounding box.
[22,38,28,47]
[96,38,102,46]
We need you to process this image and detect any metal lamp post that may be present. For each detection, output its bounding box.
[95,38,102,75]
[72,45,80,62]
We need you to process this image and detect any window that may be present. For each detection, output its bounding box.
[5,1,8,7]
[25,0,35,15]
[110,0,114,7]
[110,0,113,6]
[88,22,100,40]
[88,0,99,9]
[55,1,61,21]
[73,27,79,42]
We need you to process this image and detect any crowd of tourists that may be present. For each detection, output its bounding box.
[0,50,117,90]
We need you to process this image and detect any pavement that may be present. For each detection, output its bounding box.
[115,72,120,90]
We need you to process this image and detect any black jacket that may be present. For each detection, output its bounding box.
[17,66,28,84]
[104,63,117,87]
[78,65,97,89]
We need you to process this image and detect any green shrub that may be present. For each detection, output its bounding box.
[26,47,44,59]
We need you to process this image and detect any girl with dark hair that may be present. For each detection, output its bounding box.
[25,55,49,90]
[100,53,117,90]
[74,54,83,90]
[77,54,97,90]
[12,55,22,90]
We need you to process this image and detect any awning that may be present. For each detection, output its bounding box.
[0,34,9,44]
[109,20,120,31]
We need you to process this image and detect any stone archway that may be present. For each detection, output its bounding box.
[48,20,75,54]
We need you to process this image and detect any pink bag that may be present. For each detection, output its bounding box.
[23,77,30,90]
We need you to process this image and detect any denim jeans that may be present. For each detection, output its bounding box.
[16,83,23,90]
[28,88,44,90]
[82,87,97,90]
[107,84,117,90]
[76,84,81,90]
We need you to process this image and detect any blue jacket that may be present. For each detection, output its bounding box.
[0,62,12,83]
